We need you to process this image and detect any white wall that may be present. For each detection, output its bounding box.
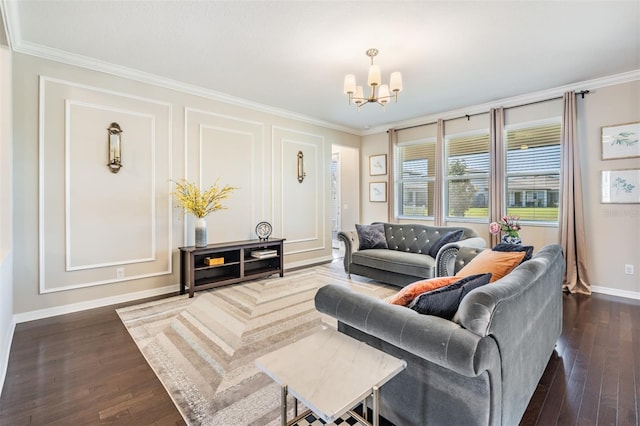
[360,79,640,298]
[580,81,640,297]
[0,46,13,393]
[360,131,390,224]
[12,52,359,318]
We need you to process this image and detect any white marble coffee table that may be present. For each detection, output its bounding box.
[255,328,406,426]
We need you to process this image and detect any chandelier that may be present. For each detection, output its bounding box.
[343,48,403,111]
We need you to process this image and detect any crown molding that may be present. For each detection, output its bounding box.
[364,69,640,136]
[12,39,362,135]
[10,37,640,139]
[3,0,637,140]
[0,0,18,49]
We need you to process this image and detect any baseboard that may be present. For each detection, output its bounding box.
[591,285,640,300]
[13,284,179,324]
[12,254,337,324]
[0,317,16,397]
[285,255,334,271]
[12,275,635,324]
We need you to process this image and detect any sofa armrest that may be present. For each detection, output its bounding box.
[435,237,487,276]
[315,285,499,378]
[337,230,359,274]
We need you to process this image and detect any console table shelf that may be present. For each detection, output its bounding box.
[179,238,285,297]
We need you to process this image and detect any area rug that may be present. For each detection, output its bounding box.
[117,265,396,426]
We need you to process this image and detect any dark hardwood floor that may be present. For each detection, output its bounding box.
[521,292,640,426]
[0,296,185,426]
[0,288,638,425]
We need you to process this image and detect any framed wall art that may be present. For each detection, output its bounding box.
[369,182,387,202]
[601,121,640,160]
[369,154,387,176]
[601,169,640,204]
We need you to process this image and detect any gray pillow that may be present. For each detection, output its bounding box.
[427,229,464,258]
[409,273,492,319]
[355,223,388,250]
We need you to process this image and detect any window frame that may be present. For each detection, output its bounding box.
[502,117,562,226]
[443,129,491,223]
[394,137,437,220]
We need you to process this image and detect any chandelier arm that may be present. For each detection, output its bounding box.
[355,99,372,111]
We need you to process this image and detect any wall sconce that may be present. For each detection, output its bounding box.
[297,150,306,183]
[107,122,123,173]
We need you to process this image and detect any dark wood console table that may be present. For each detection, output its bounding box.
[179,238,285,298]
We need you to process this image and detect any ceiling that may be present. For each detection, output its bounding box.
[2,1,639,133]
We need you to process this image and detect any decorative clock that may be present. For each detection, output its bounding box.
[255,221,273,241]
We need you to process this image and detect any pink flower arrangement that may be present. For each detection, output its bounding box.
[489,215,521,237]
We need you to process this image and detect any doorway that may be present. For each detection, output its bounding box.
[331,145,359,257]
[331,152,340,249]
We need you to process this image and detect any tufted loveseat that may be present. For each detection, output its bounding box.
[338,222,486,287]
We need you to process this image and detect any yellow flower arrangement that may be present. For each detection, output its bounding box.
[172,178,237,218]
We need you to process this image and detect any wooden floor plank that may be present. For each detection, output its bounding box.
[617,306,638,426]
[576,315,609,425]
[557,320,597,425]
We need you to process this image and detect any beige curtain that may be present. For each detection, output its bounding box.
[433,119,445,225]
[560,92,591,294]
[489,107,505,247]
[388,128,397,222]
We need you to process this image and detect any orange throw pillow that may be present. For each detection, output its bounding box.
[454,249,526,283]
[389,276,460,306]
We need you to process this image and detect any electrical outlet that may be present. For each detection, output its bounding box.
[624,264,634,275]
[116,268,125,279]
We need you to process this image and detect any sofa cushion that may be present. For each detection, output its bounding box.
[427,229,464,258]
[409,273,492,319]
[492,243,534,263]
[455,249,525,282]
[351,249,435,279]
[388,276,461,306]
[355,223,388,250]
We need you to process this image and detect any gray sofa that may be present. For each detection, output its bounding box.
[315,244,564,426]
[338,222,486,287]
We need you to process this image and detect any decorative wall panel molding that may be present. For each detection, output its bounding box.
[272,126,326,255]
[184,108,265,245]
[39,76,173,293]
[65,100,157,271]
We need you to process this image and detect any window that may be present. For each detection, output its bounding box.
[392,107,562,225]
[444,132,490,220]
[504,120,561,222]
[395,139,436,218]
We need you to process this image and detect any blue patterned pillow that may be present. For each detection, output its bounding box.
[492,243,534,263]
[427,229,464,258]
[355,224,388,250]
[409,273,492,319]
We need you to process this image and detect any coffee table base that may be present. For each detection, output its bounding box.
[280,384,380,426]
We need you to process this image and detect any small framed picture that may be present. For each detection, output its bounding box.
[369,154,387,176]
[369,182,387,202]
[601,169,640,204]
[601,121,640,160]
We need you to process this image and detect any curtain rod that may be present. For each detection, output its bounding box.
[389,90,590,133]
